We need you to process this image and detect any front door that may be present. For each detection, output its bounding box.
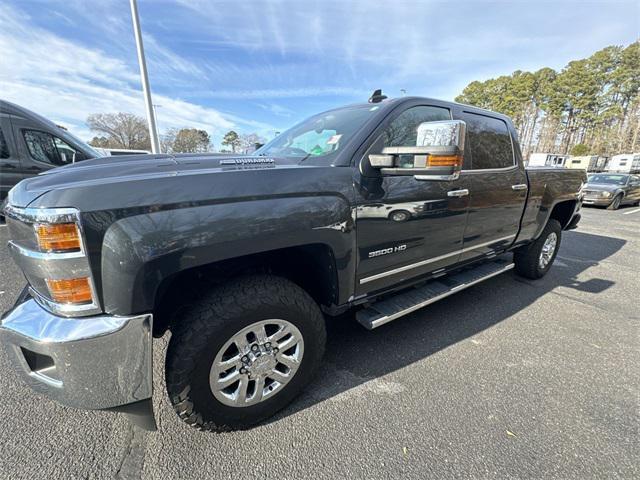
[354,104,471,295]
[454,110,527,261]
[0,114,24,200]
[627,175,640,203]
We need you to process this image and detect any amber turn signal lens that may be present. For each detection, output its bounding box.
[46,277,93,304]
[35,223,81,252]
[427,154,463,167]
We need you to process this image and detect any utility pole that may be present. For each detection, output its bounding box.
[130,0,160,153]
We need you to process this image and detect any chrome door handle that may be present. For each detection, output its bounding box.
[511,184,528,191]
[447,189,469,197]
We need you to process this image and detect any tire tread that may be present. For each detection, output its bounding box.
[514,219,562,280]
[165,274,325,432]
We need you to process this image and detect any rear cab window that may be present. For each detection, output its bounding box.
[0,127,10,159]
[459,112,514,170]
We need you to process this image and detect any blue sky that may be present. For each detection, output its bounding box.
[1,0,638,148]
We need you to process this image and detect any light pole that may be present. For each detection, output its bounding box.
[152,104,162,133]
[152,104,163,151]
[129,0,160,153]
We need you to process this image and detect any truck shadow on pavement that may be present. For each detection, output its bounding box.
[267,230,625,423]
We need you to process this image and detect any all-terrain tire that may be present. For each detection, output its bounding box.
[514,219,562,279]
[165,274,326,432]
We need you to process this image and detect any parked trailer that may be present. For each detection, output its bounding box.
[528,153,570,167]
[567,155,609,172]
[606,153,640,173]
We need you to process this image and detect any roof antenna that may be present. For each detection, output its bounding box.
[368,89,387,104]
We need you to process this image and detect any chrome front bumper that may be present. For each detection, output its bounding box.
[0,296,153,412]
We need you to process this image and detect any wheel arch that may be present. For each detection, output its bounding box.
[152,244,341,337]
[99,196,356,319]
[548,199,578,230]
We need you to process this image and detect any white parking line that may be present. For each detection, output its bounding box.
[622,208,640,215]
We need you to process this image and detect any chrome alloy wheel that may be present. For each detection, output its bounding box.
[539,232,558,269]
[209,319,304,407]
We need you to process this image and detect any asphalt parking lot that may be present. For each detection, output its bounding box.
[0,206,638,479]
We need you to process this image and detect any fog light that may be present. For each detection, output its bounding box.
[46,277,93,304]
[35,223,81,252]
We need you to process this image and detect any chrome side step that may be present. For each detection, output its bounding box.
[356,258,514,330]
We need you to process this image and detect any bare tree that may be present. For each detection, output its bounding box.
[86,113,151,150]
[238,133,266,153]
[159,129,177,154]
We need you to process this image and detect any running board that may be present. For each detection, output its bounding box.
[356,258,514,330]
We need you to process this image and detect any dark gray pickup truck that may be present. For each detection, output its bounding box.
[1,95,585,432]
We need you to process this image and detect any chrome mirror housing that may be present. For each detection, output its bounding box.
[368,120,466,181]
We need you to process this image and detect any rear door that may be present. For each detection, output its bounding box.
[0,113,23,200]
[454,109,527,261]
[628,175,640,202]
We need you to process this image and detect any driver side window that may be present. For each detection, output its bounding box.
[23,130,80,166]
[372,105,451,168]
[383,106,451,148]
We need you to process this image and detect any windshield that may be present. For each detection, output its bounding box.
[59,128,103,158]
[588,174,628,185]
[256,105,379,163]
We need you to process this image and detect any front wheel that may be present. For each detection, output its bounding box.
[389,210,411,222]
[165,275,326,432]
[514,219,562,279]
[607,194,623,210]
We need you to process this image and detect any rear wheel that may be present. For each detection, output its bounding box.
[165,275,326,432]
[607,194,623,210]
[514,219,562,279]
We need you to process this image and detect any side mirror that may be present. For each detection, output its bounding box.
[368,120,466,181]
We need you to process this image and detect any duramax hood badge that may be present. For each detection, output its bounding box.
[220,157,275,165]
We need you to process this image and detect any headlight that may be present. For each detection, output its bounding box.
[35,223,82,252]
[5,206,100,316]
[600,191,612,198]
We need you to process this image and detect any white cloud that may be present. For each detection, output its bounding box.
[1,0,636,147]
[174,0,639,99]
[200,87,370,100]
[0,3,268,144]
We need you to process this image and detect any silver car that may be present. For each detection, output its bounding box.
[583,173,640,209]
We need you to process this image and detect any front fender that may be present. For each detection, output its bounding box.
[100,196,355,315]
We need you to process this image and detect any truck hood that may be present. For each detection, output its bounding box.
[7,154,303,208]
